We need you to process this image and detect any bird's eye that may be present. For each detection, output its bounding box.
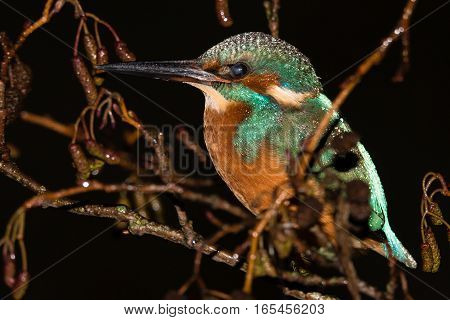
[229,62,249,78]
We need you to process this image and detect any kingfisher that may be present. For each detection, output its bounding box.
[99,32,416,268]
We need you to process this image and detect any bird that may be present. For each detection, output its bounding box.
[98,32,416,268]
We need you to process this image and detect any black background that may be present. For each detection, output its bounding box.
[0,0,449,299]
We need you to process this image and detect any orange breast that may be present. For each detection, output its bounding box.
[204,102,293,214]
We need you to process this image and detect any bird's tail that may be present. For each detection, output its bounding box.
[382,220,417,268]
[356,142,417,268]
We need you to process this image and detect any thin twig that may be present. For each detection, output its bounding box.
[14,0,56,51]
[243,190,290,294]
[283,287,337,300]
[392,0,417,82]
[20,111,75,138]
[297,0,418,181]
[335,198,361,299]
[0,110,47,193]
[263,0,281,37]
[385,257,399,299]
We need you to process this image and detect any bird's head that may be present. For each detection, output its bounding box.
[99,32,322,112]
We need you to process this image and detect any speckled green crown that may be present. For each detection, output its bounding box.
[199,32,321,93]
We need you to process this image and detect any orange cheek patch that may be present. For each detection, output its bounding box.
[242,73,280,93]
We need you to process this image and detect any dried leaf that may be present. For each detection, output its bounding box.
[10,60,32,96]
[83,33,98,65]
[420,243,433,272]
[429,202,443,226]
[73,56,98,105]
[69,143,90,180]
[96,46,109,66]
[89,159,104,175]
[422,227,440,272]
[85,140,120,165]
[115,41,136,62]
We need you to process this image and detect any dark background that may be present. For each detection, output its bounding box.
[0,0,449,299]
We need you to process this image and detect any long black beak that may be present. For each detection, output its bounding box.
[97,60,227,85]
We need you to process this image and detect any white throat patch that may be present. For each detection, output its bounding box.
[187,82,229,113]
[187,82,314,112]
